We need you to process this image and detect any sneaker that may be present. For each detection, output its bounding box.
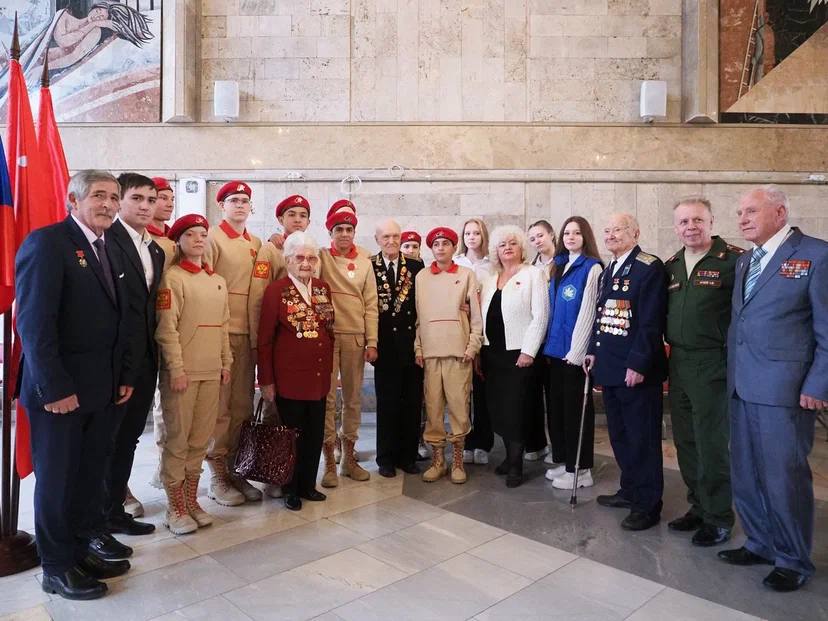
[524,447,549,461]
[544,453,560,465]
[230,476,263,502]
[473,449,489,465]
[544,464,567,481]
[551,469,593,490]
[462,450,474,464]
[264,484,283,499]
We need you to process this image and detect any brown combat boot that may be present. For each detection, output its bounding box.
[450,441,467,484]
[422,444,447,482]
[321,441,339,488]
[163,482,198,535]
[184,473,213,528]
[340,437,370,481]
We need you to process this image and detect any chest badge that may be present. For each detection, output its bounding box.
[562,284,577,301]
[779,259,811,279]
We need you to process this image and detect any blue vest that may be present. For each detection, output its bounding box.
[543,253,600,359]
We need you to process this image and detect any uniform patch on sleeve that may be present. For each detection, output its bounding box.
[253,261,271,279]
[157,289,172,310]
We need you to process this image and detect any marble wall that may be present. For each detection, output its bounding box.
[200,0,683,122]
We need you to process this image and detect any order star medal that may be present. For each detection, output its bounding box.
[347,262,356,279]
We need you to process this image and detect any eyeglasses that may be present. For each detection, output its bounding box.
[224,197,251,206]
[292,254,319,265]
[603,226,630,236]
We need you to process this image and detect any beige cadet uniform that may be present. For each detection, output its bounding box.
[248,242,287,348]
[148,223,176,271]
[414,263,483,446]
[205,221,262,465]
[156,261,232,485]
[318,246,379,444]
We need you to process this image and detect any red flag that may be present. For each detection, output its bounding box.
[0,137,13,314]
[37,79,69,223]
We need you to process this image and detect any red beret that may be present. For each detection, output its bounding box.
[325,202,358,231]
[426,227,458,248]
[326,199,356,219]
[168,214,209,242]
[216,181,252,203]
[152,177,172,193]
[276,194,310,218]
[401,231,421,244]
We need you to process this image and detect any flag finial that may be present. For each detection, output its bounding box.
[11,12,20,61]
[41,53,50,87]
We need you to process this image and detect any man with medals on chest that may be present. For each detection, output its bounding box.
[370,219,424,478]
[664,197,742,548]
[584,213,668,531]
[318,201,380,487]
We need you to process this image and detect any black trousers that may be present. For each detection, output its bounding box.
[28,403,121,575]
[374,361,423,468]
[276,396,325,496]
[464,371,493,452]
[545,357,595,471]
[105,356,158,518]
[525,357,549,452]
[603,383,664,515]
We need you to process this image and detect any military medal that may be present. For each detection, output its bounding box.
[347,262,356,279]
[76,250,87,268]
[622,279,630,292]
[612,278,620,291]
[780,259,811,279]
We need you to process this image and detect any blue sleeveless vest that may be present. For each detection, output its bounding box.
[543,253,600,359]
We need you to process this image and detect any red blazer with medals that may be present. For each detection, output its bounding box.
[257,276,335,401]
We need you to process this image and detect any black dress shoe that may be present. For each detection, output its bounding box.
[667,512,704,532]
[494,459,508,476]
[42,566,108,600]
[88,533,133,560]
[717,547,772,566]
[597,493,632,509]
[378,466,397,478]
[397,463,420,474]
[78,553,131,579]
[300,489,327,502]
[763,568,808,592]
[691,524,731,547]
[106,513,156,536]
[284,494,302,511]
[505,474,522,488]
[621,511,660,531]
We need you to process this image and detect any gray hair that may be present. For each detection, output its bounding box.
[283,231,319,259]
[751,184,790,212]
[488,224,530,272]
[673,196,712,213]
[66,170,119,213]
[609,212,640,235]
[375,218,401,236]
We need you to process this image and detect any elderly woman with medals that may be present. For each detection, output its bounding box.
[257,232,335,511]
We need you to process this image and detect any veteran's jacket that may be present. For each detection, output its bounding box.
[370,253,424,366]
[587,245,668,387]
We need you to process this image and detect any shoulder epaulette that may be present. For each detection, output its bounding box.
[726,244,746,255]
[635,252,658,265]
[665,252,680,264]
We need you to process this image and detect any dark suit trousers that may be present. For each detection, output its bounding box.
[524,357,549,453]
[603,384,664,515]
[374,361,423,468]
[730,396,815,576]
[28,403,121,575]
[464,371,493,452]
[105,356,158,518]
[276,396,325,495]
[545,357,595,471]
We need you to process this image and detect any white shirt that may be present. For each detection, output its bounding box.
[71,214,104,258]
[118,218,154,288]
[455,253,495,283]
[755,224,792,273]
[288,272,312,305]
[382,254,398,276]
[611,248,634,275]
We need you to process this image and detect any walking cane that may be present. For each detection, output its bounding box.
[570,370,591,507]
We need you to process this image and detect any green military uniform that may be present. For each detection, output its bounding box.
[665,235,744,529]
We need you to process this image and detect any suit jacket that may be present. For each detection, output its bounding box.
[370,253,423,366]
[109,219,165,367]
[15,217,135,412]
[587,245,668,387]
[728,227,828,407]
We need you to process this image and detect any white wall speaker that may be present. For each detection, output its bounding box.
[640,80,667,123]
[214,80,240,120]
[176,178,207,217]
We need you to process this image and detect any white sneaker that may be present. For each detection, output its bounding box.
[544,464,567,481]
[462,450,474,464]
[524,447,549,461]
[551,469,593,490]
[231,476,263,502]
[473,449,489,465]
[264,484,283,498]
[544,453,559,465]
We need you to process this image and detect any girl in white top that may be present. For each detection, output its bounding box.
[455,218,495,464]
[528,220,556,282]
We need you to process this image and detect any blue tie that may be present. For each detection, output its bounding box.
[743,246,767,300]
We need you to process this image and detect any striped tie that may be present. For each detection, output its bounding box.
[743,246,767,300]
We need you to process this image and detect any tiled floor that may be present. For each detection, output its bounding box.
[2,422,824,621]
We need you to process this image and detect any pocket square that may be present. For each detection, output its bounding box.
[118,273,125,278]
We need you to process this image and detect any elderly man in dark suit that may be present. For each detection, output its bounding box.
[719,186,828,592]
[103,173,165,535]
[15,170,137,600]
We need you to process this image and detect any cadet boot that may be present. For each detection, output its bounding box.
[184,473,213,528]
[206,458,245,506]
[450,441,467,484]
[163,483,198,535]
[334,435,342,464]
[321,442,339,488]
[422,445,447,482]
[341,437,370,481]
[230,472,263,502]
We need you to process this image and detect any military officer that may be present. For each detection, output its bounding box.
[585,213,667,531]
[664,197,742,547]
[371,219,424,477]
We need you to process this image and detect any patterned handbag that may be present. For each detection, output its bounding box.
[233,397,299,486]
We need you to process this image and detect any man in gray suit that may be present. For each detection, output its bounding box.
[719,185,828,592]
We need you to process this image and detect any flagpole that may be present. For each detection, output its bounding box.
[0,14,39,577]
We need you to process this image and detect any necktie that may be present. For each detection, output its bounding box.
[387,261,396,288]
[93,238,116,300]
[743,246,767,300]
[603,260,617,295]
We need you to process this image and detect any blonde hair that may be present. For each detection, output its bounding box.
[457,218,490,257]
[488,225,530,272]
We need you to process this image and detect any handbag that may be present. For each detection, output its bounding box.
[233,397,299,486]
